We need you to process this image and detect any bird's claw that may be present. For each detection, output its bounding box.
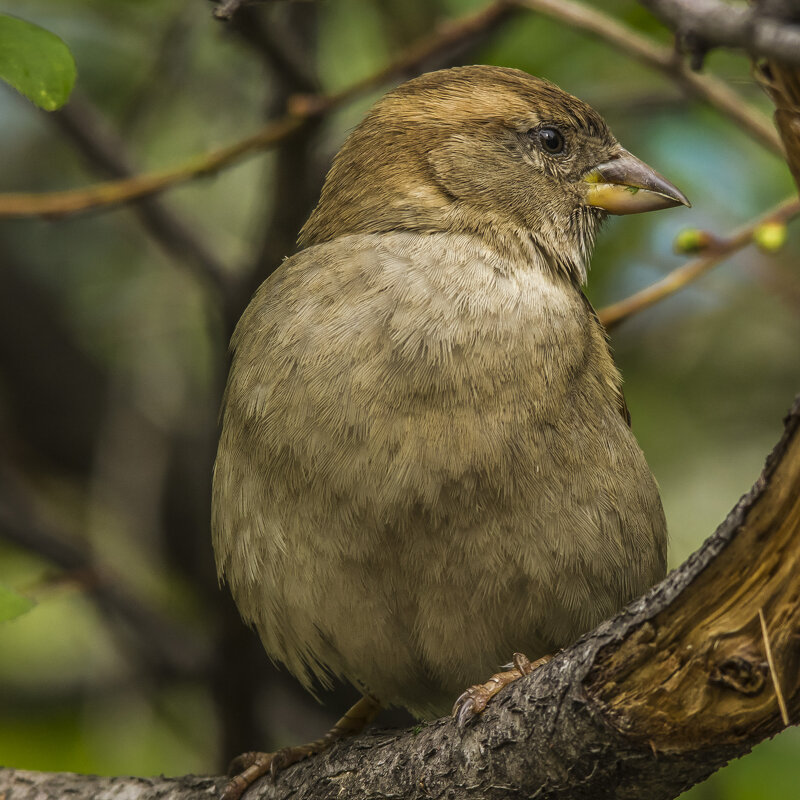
[222,743,321,799]
[269,746,302,778]
[451,652,553,728]
[220,695,381,799]
[226,751,262,777]
[222,749,293,800]
[453,686,489,727]
[512,652,534,675]
[222,751,272,800]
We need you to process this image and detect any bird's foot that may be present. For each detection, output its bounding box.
[220,694,381,800]
[452,652,552,727]
[222,745,315,800]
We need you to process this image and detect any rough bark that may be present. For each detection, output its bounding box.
[2,396,798,800]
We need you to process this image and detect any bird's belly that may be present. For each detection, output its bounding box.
[257,396,666,719]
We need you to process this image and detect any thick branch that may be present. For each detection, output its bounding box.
[0,772,223,800]
[639,0,800,64]
[2,396,798,799]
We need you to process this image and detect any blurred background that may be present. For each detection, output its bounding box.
[0,1,798,797]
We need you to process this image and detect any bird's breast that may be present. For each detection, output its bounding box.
[265,231,617,513]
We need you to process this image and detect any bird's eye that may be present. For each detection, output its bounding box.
[537,127,565,155]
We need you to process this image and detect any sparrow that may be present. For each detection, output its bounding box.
[211,64,687,798]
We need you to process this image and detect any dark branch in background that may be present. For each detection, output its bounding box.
[0,250,109,474]
[0,1,517,222]
[227,2,325,324]
[0,0,783,223]
[2,395,798,800]
[212,0,274,22]
[50,92,233,299]
[639,0,800,67]
[229,4,319,93]
[119,4,196,134]
[0,459,207,680]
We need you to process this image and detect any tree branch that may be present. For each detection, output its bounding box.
[758,3,800,193]
[50,92,232,297]
[212,0,278,22]
[0,771,223,800]
[597,194,800,329]
[639,0,800,65]
[514,0,783,156]
[0,461,207,681]
[0,1,517,220]
[2,395,798,799]
[0,0,781,218]
[227,4,319,92]
[0,113,309,218]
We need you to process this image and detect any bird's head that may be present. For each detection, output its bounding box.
[300,65,689,283]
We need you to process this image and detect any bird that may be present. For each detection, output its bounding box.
[211,64,687,798]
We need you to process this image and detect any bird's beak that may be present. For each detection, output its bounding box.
[583,150,690,215]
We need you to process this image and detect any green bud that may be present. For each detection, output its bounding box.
[674,228,712,254]
[753,221,788,253]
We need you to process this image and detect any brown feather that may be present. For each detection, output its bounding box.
[212,66,667,717]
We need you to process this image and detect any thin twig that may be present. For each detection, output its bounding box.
[759,607,790,726]
[0,1,516,219]
[0,0,779,218]
[213,0,246,20]
[52,92,231,295]
[597,195,800,329]
[0,114,308,218]
[513,0,783,157]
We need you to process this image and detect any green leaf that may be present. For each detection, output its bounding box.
[0,581,34,622]
[0,13,76,110]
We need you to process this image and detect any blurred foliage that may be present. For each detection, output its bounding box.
[0,0,798,796]
[0,581,34,621]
